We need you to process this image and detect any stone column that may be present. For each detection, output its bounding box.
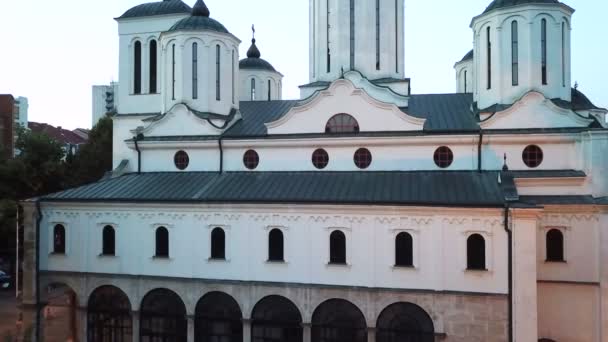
[76,306,87,342]
[600,212,608,342]
[19,202,40,342]
[511,208,541,342]
[132,311,140,342]
[187,315,195,342]
[302,323,311,342]
[242,319,251,342]
[367,327,376,342]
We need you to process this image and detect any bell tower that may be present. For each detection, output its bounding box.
[308,0,405,84]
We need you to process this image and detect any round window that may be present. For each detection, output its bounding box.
[243,150,260,170]
[312,149,329,169]
[174,151,189,170]
[353,148,372,169]
[522,145,543,168]
[433,146,454,168]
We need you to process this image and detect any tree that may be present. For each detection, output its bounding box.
[67,116,113,187]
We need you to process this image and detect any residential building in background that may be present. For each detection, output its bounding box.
[0,94,28,158]
[18,0,608,342]
[28,122,88,157]
[91,83,117,127]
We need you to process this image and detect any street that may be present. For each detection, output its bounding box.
[0,290,18,339]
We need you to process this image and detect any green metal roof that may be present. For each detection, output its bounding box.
[42,171,508,207]
[483,0,560,14]
[118,0,191,19]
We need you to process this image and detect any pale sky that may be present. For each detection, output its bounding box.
[0,0,606,130]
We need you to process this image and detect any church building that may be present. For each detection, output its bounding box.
[19,0,608,341]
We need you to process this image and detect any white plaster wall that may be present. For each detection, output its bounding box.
[39,204,508,295]
[537,210,600,283]
[455,59,473,94]
[309,0,405,83]
[140,147,220,172]
[112,115,155,170]
[471,4,573,109]
[537,282,600,342]
[239,69,283,102]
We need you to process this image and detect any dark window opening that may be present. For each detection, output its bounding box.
[433,146,454,169]
[467,234,486,270]
[174,150,190,170]
[522,145,544,168]
[102,225,115,256]
[268,80,272,101]
[487,27,492,89]
[53,224,66,254]
[329,230,346,264]
[140,289,187,342]
[312,149,330,170]
[134,41,142,94]
[512,21,519,86]
[546,229,565,262]
[216,45,221,101]
[87,286,133,342]
[562,22,566,87]
[376,303,435,342]
[464,70,467,93]
[252,296,303,342]
[395,232,413,267]
[211,228,226,260]
[149,40,157,93]
[268,229,284,262]
[251,78,256,101]
[376,0,380,70]
[192,42,198,99]
[350,0,355,70]
[232,50,236,104]
[541,19,547,85]
[395,0,399,73]
[312,299,367,342]
[243,149,260,170]
[327,0,331,73]
[326,114,360,134]
[354,148,372,169]
[172,44,176,100]
[155,227,169,258]
[195,292,243,342]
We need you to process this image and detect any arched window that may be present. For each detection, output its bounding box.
[512,20,519,86]
[464,70,468,93]
[376,303,435,342]
[87,286,132,342]
[140,289,187,342]
[211,228,225,260]
[195,292,242,342]
[467,234,486,270]
[102,226,115,256]
[375,0,380,70]
[268,79,272,101]
[149,40,157,93]
[561,22,566,87]
[53,224,66,254]
[192,42,198,99]
[394,0,399,73]
[312,299,367,342]
[172,44,176,100]
[216,45,221,101]
[395,232,413,267]
[329,230,346,264]
[252,296,302,342]
[251,78,256,101]
[134,41,142,94]
[541,18,547,85]
[155,227,169,258]
[349,0,355,70]
[486,26,492,89]
[546,229,565,262]
[326,2,331,74]
[326,114,359,134]
[268,229,284,262]
[232,50,236,104]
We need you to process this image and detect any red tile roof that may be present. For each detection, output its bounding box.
[28,122,87,145]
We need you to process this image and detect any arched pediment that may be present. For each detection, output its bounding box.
[480,91,594,130]
[137,103,226,137]
[266,78,424,135]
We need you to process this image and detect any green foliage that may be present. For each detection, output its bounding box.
[66,116,113,187]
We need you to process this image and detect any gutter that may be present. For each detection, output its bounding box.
[478,130,484,173]
[134,134,142,174]
[34,200,42,342]
[218,136,224,173]
[504,203,513,342]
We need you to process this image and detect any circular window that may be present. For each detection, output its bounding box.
[243,150,260,170]
[433,146,454,168]
[174,151,189,170]
[312,149,329,169]
[522,145,543,168]
[353,148,372,169]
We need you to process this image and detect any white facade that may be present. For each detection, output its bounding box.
[21,1,608,342]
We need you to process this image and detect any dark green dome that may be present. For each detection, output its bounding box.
[460,49,474,63]
[119,0,191,19]
[239,38,278,72]
[167,0,230,34]
[483,0,560,14]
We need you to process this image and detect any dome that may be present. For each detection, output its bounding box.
[167,0,230,34]
[118,0,191,19]
[459,49,474,63]
[483,0,560,14]
[239,38,278,72]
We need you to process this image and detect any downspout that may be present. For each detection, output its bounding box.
[34,199,42,342]
[218,136,224,173]
[134,134,142,174]
[504,204,513,342]
[477,130,484,173]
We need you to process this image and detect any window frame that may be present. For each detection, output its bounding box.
[133,41,142,95]
[466,233,489,271]
[511,20,519,86]
[541,18,548,85]
[486,26,492,90]
[149,40,158,93]
[210,227,227,261]
[545,227,567,263]
[325,114,360,134]
[328,229,349,266]
[267,228,285,262]
[174,150,190,170]
[52,223,67,255]
[192,42,198,100]
[393,230,416,268]
[101,225,116,257]
[154,226,170,259]
[216,44,221,101]
[522,145,544,168]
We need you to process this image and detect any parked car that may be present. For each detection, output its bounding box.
[0,270,11,289]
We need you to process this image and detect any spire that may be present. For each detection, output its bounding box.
[192,0,210,17]
[247,25,261,58]
[502,153,509,172]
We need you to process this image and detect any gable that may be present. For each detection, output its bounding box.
[265,79,425,135]
[139,104,229,137]
[480,92,594,130]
